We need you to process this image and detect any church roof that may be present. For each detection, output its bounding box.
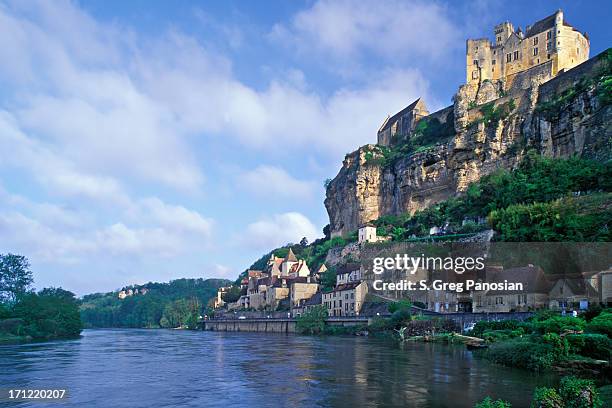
[378,98,427,133]
[286,248,298,262]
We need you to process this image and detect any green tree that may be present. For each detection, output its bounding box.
[0,254,33,304]
[320,267,337,291]
[221,286,242,303]
[12,287,82,339]
[474,397,511,408]
[296,305,328,334]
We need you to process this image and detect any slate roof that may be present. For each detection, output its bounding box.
[378,98,426,133]
[525,11,575,38]
[286,248,298,262]
[304,292,322,306]
[487,265,552,294]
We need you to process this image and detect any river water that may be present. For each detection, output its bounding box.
[0,329,557,407]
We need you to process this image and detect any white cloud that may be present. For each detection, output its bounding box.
[239,165,317,199]
[242,212,319,250]
[270,0,460,61]
[0,111,129,203]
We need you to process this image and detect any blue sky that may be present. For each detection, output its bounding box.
[0,0,610,295]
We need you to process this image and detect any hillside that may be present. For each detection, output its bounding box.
[80,278,231,329]
[325,49,612,237]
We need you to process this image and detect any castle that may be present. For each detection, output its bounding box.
[466,9,589,87]
[377,9,589,147]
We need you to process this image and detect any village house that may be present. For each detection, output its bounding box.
[548,274,599,311]
[599,268,612,305]
[357,224,391,244]
[322,281,368,317]
[336,263,363,285]
[213,286,231,309]
[474,266,552,313]
[291,292,323,318]
[239,250,317,311]
[466,9,589,89]
[289,278,319,308]
[117,287,148,300]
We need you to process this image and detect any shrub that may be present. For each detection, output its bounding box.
[296,305,327,335]
[566,334,611,360]
[484,339,559,371]
[390,309,412,328]
[582,304,604,322]
[542,332,569,357]
[474,397,512,408]
[388,299,412,313]
[472,320,525,338]
[367,317,394,333]
[532,316,586,334]
[532,387,563,408]
[558,376,602,408]
[586,311,612,337]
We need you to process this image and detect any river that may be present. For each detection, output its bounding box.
[0,329,557,407]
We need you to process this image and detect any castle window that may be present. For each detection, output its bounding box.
[533,47,538,56]
[547,31,552,40]
[492,59,496,65]
[533,37,539,46]
[506,53,511,63]
[513,50,519,60]
[547,42,552,51]
[497,36,501,43]
[473,59,478,66]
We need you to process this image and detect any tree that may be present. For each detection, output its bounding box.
[299,237,309,247]
[0,254,33,304]
[320,267,337,291]
[11,287,82,339]
[221,286,242,303]
[296,305,328,334]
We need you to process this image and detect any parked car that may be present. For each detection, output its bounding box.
[238,316,247,320]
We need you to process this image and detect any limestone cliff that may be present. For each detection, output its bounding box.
[325,50,612,237]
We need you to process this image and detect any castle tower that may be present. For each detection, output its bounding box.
[494,21,514,46]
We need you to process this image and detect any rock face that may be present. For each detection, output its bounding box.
[325,51,611,237]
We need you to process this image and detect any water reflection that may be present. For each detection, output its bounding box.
[0,329,556,407]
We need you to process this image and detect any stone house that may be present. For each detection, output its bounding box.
[548,275,599,311]
[336,263,362,285]
[466,9,589,89]
[474,266,552,313]
[213,286,231,309]
[289,278,319,308]
[322,281,368,317]
[291,292,322,318]
[599,269,612,306]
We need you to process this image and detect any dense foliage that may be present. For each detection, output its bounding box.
[532,377,603,408]
[474,308,611,372]
[80,278,230,329]
[474,397,511,408]
[476,376,604,408]
[371,153,611,241]
[0,254,82,342]
[295,305,328,334]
